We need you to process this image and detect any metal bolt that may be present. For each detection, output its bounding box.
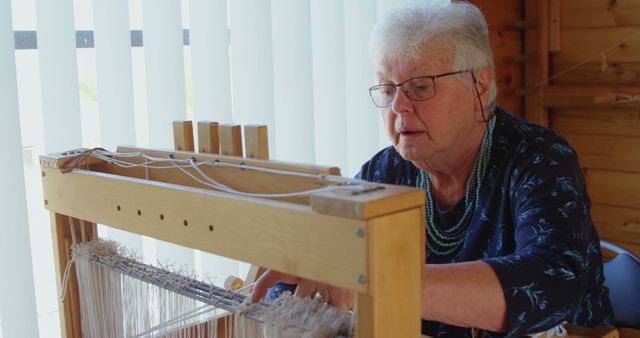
[355,228,365,238]
[44,199,48,206]
[357,275,366,284]
[41,171,46,177]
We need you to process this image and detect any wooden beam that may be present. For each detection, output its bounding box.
[549,0,562,52]
[516,85,640,96]
[311,184,425,220]
[524,0,550,126]
[514,86,640,108]
[550,62,640,86]
[551,109,640,137]
[42,167,370,292]
[42,146,340,176]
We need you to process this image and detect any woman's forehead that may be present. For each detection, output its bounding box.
[376,52,453,79]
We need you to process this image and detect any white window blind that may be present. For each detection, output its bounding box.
[142,0,193,269]
[0,0,39,337]
[4,0,410,336]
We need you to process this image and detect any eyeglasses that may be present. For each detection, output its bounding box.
[368,69,472,108]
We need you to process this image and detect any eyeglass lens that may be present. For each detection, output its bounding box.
[370,77,436,107]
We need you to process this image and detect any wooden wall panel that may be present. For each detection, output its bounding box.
[548,0,640,256]
[562,133,640,173]
[497,95,522,115]
[551,109,640,137]
[470,0,524,115]
[490,30,523,65]
[471,0,522,30]
[563,0,640,28]
[551,62,640,86]
[564,0,640,9]
[551,27,640,64]
[584,169,640,210]
[495,64,523,113]
[592,204,640,244]
[495,64,522,92]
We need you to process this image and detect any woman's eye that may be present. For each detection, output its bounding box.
[410,82,433,97]
[380,86,394,97]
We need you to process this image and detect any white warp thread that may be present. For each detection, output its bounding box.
[72,239,354,338]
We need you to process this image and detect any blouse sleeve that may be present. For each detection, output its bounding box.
[483,139,601,336]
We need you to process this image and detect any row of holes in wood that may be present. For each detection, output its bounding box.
[115,204,215,232]
[173,121,269,160]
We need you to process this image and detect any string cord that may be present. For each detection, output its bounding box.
[59,259,75,301]
[60,148,376,199]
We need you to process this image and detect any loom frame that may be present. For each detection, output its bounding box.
[41,145,425,338]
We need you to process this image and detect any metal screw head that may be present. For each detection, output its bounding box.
[355,228,365,238]
[357,275,366,284]
[44,199,48,206]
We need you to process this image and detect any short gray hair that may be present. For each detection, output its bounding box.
[369,0,497,114]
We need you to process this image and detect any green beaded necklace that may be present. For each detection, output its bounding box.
[416,116,495,257]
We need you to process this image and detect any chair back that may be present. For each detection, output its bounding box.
[601,240,640,329]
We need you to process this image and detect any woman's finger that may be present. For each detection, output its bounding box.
[250,270,300,302]
[328,287,355,310]
[316,282,330,302]
[294,279,317,298]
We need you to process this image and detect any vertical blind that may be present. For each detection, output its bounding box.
[0,0,39,336]
[1,0,407,337]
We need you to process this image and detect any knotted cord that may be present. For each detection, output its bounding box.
[59,148,378,199]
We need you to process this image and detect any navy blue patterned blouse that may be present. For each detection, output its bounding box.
[356,106,614,337]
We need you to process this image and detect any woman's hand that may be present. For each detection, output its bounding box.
[250,269,355,310]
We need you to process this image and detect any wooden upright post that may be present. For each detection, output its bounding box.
[197,121,220,154]
[355,209,424,338]
[244,124,269,160]
[172,121,195,151]
[49,212,96,338]
[219,123,243,157]
[524,0,550,127]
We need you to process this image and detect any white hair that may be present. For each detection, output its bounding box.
[369,0,497,114]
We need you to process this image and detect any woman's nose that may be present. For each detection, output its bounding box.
[391,86,413,114]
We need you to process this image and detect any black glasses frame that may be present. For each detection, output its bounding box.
[368,69,472,108]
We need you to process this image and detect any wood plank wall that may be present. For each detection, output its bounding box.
[549,0,640,256]
[472,0,640,256]
[471,0,524,115]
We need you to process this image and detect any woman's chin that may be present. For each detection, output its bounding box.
[396,146,428,163]
[397,147,421,162]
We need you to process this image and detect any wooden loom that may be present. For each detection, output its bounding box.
[40,121,426,338]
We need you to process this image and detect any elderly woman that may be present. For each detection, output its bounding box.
[252,1,614,337]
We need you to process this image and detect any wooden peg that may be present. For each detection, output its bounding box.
[243,125,269,160]
[219,124,243,157]
[197,121,220,154]
[172,121,195,152]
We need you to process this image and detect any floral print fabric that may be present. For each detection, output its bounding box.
[356,106,614,337]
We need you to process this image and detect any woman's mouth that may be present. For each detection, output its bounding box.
[398,130,424,141]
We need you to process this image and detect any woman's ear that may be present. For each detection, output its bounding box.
[472,66,493,111]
